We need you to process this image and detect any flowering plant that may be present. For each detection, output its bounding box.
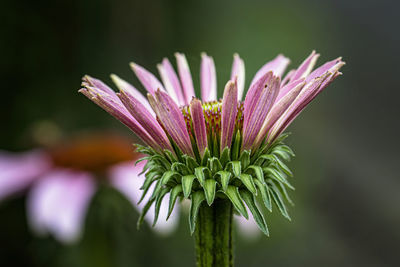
[80,51,344,266]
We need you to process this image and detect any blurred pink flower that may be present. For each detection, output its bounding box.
[0,134,179,243]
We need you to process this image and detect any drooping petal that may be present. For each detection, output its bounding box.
[117,90,173,152]
[250,54,290,88]
[267,60,344,143]
[27,169,95,243]
[110,74,155,116]
[189,98,208,156]
[281,69,295,87]
[305,57,344,83]
[230,53,245,100]
[149,90,194,157]
[242,75,280,151]
[130,62,165,94]
[200,53,217,102]
[267,74,329,142]
[290,50,320,82]
[253,80,306,149]
[0,150,51,201]
[79,79,160,150]
[175,53,196,103]
[276,78,306,102]
[220,80,238,152]
[157,58,186,106]
[109,161,179,235]
[82,75,116,95]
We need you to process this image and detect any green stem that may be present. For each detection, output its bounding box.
[194,199,234,267]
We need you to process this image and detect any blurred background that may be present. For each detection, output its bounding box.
[1,0,399,266]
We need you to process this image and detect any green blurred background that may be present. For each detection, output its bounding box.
[1,0,399,266]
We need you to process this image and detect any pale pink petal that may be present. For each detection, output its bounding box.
[250,54,290,88]
[158,58,186,106]
[0,150,51,201]
[149,90,194,157]
[27,169,95,243]
[190,98,208,156]
[80,78,160,150]
[267,65,344,143]
[82,75,115,96]
[220,80,238,152]
[117,90,173,152]
[253,80,305,149]
[200,53,217,102]
[290,50,320,82]
[230,53,245,100]
[243,72,274,133]
[276,78,306,102]
[110,74,155,116]
[281,69,295,87]
[109,161,179,235]
[175,53,196,103]
[130,62,165,94]
[242,75,280,151]
[305,57,343,82]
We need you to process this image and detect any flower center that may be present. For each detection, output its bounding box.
[49,134,138,173]
[181,100,244,140]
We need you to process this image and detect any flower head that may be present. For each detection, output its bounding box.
[0,133,179,243]
[80,51,344,235]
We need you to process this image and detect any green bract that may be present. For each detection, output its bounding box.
[136,133,294,235]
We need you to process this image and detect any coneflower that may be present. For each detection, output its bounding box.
[79,51,344,267]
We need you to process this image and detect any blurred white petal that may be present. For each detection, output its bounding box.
[27,169,95,243]
[109,161,179,235]
[234,208,262,240]
[0,150,51,201]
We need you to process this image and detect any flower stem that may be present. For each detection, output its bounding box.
[194,198,234,267]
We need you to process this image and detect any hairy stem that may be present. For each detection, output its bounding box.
[194,199,234,267]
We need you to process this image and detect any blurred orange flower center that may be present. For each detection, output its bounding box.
[49,134,139,173]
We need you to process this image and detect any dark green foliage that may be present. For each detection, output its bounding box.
[135,133,295,235]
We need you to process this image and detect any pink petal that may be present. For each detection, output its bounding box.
[242,72,273,137]
[158,58,186,106]
[276,78,306,102]
[200,53,217,102]
[79,79,160,150]
[130,62,165,94]
[242,75,280,151]
[117,90,173,151]
[230,53,245,100]
[281,69,295,87]
[253,80,305,149]
[27,169,95,243]
[305,57,344,83]
[150,90,194,157]
[175,53,196,103]
[82,75,115,96]
[0,150,51,201]
[220,80,238,152]
[109,161,179,234]
[290,50,320,82]
[249,54,290,88]
[267,62,344,143]
[190,98,208,156]
[110,74,155,117]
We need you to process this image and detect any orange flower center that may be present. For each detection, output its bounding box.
[49,134,139,173]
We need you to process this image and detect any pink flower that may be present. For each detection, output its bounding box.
[0,134,179,243]
[79,51,344,235]
[80,51,344,158]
